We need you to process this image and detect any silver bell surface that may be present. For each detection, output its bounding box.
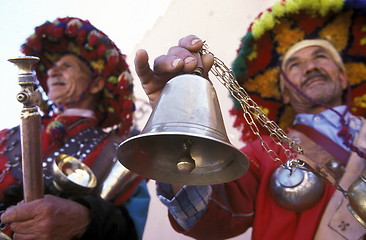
[117,74,249,185]
[270,165,325,212]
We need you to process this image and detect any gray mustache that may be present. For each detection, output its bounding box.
[301,72,328,87]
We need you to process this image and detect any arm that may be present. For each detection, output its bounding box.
[156,157,259,240]
[1,195,92,240]
[134,34,214,229]
[0,134,150,240]
[137,35,257,239]
[0,194,139,240]
[75,195,139,240]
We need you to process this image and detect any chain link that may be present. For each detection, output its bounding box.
[201,43,304,171]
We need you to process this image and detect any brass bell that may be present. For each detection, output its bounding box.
[117,74,249,185]
[347,168,366,227]
[52,154,97,196]
[99,159,138,200]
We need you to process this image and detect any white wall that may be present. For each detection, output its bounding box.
[125,0,278,239]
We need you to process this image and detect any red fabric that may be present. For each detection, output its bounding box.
[0,115,137,204]
[41,115,98,157]
[170,135,334,240]
[0,129,18,200]
[0,115,146,239]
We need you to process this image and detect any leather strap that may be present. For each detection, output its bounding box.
[294,124,350,165]
[5,125,108,181]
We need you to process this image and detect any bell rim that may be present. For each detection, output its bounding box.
[116,132,249,185]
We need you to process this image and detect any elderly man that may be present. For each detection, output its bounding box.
[134,0,366,239]
[0,17,149,240]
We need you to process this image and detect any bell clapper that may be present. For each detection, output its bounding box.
[176,139,196,173]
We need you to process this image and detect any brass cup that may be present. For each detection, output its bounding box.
[52,154,97,196]
[347,169,366,228]
[0,231,11,240]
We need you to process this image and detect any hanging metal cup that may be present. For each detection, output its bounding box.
[347,168,366,227]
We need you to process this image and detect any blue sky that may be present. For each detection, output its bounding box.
[0,0,171,129]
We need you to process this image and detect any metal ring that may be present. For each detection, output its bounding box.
[192,67,204,76]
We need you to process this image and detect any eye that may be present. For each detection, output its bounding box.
[315,53,327,59]
[287,61,299,71]
[55,62,73,71]
[61,62,72,68]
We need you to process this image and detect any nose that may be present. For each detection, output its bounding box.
[47,65,60,77]
[303,59,318,75]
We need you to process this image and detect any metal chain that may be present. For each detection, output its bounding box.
[200,43,304,170]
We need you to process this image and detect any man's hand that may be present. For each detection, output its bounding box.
[135,35,214,108]
[1,194,91,240]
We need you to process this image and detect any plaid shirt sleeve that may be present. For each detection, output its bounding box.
[156,182,212,230]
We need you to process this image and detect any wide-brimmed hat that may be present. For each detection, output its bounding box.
[22,17,134,135]
[231,0,366,142]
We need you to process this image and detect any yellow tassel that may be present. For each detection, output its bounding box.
[299,0,316,11]
[285,0,301,14]
[354,94,366,109]
[103,88,114,98]
[361,37,366,46]
[107,106,116,113]
[90,59,104,74]
[108,75,118,84]
[319,0,343,16]
[247,45,258,61]
[261,11,276,32]
[271,1,286,18]
[251,0,344,40]
[252,10,277,39]
[68,42,82,55]
[252,18,265,39]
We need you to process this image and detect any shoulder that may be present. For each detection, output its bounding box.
[0,126,20,141]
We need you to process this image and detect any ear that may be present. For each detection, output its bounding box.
[339,70,348,90]
[90,77,105,94]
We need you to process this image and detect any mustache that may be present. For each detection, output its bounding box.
[48,77,67,85]
[301,71,328,88]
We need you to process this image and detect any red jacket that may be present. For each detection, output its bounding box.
[0,115,146,239]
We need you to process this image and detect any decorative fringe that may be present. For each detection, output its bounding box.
[251,0,344,39]
[46,119,66,142]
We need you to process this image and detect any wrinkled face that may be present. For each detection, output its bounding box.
[47,54,93,106]
[282,46,348,113]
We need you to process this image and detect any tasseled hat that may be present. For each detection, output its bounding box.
[231,0,366,143]
[21,17,135,136]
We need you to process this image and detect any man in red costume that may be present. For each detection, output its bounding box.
[134,0,366,239]
[0,17,149,240]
